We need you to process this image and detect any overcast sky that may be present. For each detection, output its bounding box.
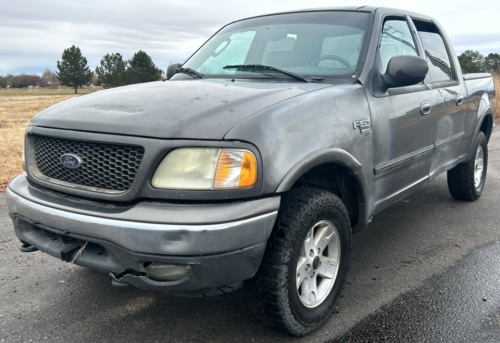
[1,0,499,75]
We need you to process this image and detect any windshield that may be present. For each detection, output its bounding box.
[180,11,371,80]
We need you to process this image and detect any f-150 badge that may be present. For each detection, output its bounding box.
[353,120,371,134]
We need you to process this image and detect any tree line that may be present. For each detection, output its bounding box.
[457,51,500,74]
[0,45,163,93]
[1,46,500,92]
[57,45,163,93]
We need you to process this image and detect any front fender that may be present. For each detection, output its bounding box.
[224,83,373,230]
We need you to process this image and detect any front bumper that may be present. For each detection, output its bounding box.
[6,175,279,292]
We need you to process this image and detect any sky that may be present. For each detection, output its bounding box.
[1,0,499,75]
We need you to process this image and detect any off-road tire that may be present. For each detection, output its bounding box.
[447,132,488,201]
[245,187,351,336]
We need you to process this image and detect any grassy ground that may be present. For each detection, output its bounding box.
[0,87,104,190]
[0,88,99,96]
[0,94,80,190]
[494,74,500,119]
[0,77,499,192]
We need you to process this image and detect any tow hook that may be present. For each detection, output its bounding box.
[20,242,38,253]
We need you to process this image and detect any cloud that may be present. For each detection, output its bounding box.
[1,0,499,75]
[449,33,500,55]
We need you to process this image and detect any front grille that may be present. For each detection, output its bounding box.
[30,135,145,192]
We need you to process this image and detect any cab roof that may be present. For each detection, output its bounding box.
[235,6,434,24]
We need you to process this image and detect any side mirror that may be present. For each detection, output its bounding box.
[382,55,428,88]
[166,63,183,80]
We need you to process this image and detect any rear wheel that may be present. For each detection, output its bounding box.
[245,188,351,336]
[447,132,488,201]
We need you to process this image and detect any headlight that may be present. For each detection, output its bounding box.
[152,148,257,190]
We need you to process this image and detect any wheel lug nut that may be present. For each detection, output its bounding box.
[309,249,314,257]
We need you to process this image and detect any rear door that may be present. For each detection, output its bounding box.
[411,19,468,179]
[366,16,437,213]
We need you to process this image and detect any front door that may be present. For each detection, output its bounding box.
[367,16,437,213]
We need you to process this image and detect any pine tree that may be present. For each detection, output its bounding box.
[127,50,163,84]
[95,53,128,88]
[56,45,93,93]
[457,50,484,74]
[484,53,500,73]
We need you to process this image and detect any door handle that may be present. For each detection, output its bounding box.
[455,94,464,106]
[420,101,432,116]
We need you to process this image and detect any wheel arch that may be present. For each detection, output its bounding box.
[479,111,494,142]
[276,149,369,232]
[467,104,494,161]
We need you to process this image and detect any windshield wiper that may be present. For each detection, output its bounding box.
[223,64,312,83]
[174,67,205,79]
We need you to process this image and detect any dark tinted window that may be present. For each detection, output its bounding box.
[414,20,453,82]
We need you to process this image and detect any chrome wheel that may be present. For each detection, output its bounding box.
[296,220,340,308]
[474,145,484,189]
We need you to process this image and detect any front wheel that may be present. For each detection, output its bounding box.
[245,188,351,336]
[447,131,488,201]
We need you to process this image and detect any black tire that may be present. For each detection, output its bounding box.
[447,131,488,201]
[245,187,351,336]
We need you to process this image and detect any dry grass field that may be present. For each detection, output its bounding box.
[494,73,500,119]
[0,78,499,192]
[0,87,98,97]
[0,93,79,190]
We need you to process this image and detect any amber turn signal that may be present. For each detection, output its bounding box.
[214,150,257,189]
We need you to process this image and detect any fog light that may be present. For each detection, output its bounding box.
[144,263,191,281]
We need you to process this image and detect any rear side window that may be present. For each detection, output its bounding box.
[413,20,453,82]
[379,18,418,73]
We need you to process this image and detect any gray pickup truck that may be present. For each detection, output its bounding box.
[6,6,496,336]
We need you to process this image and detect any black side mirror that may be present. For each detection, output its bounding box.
[382,55,428,88]
[166,63,183,80]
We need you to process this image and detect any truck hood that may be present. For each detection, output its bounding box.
[31,79,331,140]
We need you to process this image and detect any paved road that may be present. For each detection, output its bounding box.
[1,129,500,343]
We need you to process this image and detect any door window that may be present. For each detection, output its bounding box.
[413,20,453,82]
[380,19,418,73]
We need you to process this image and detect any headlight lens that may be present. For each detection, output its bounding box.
[152,148,257,190]
[152,148,219,190]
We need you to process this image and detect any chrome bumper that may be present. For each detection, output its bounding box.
[6,175,280,292]
[6,175,279,256]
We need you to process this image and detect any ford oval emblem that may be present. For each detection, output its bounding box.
[60,154,82,169]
